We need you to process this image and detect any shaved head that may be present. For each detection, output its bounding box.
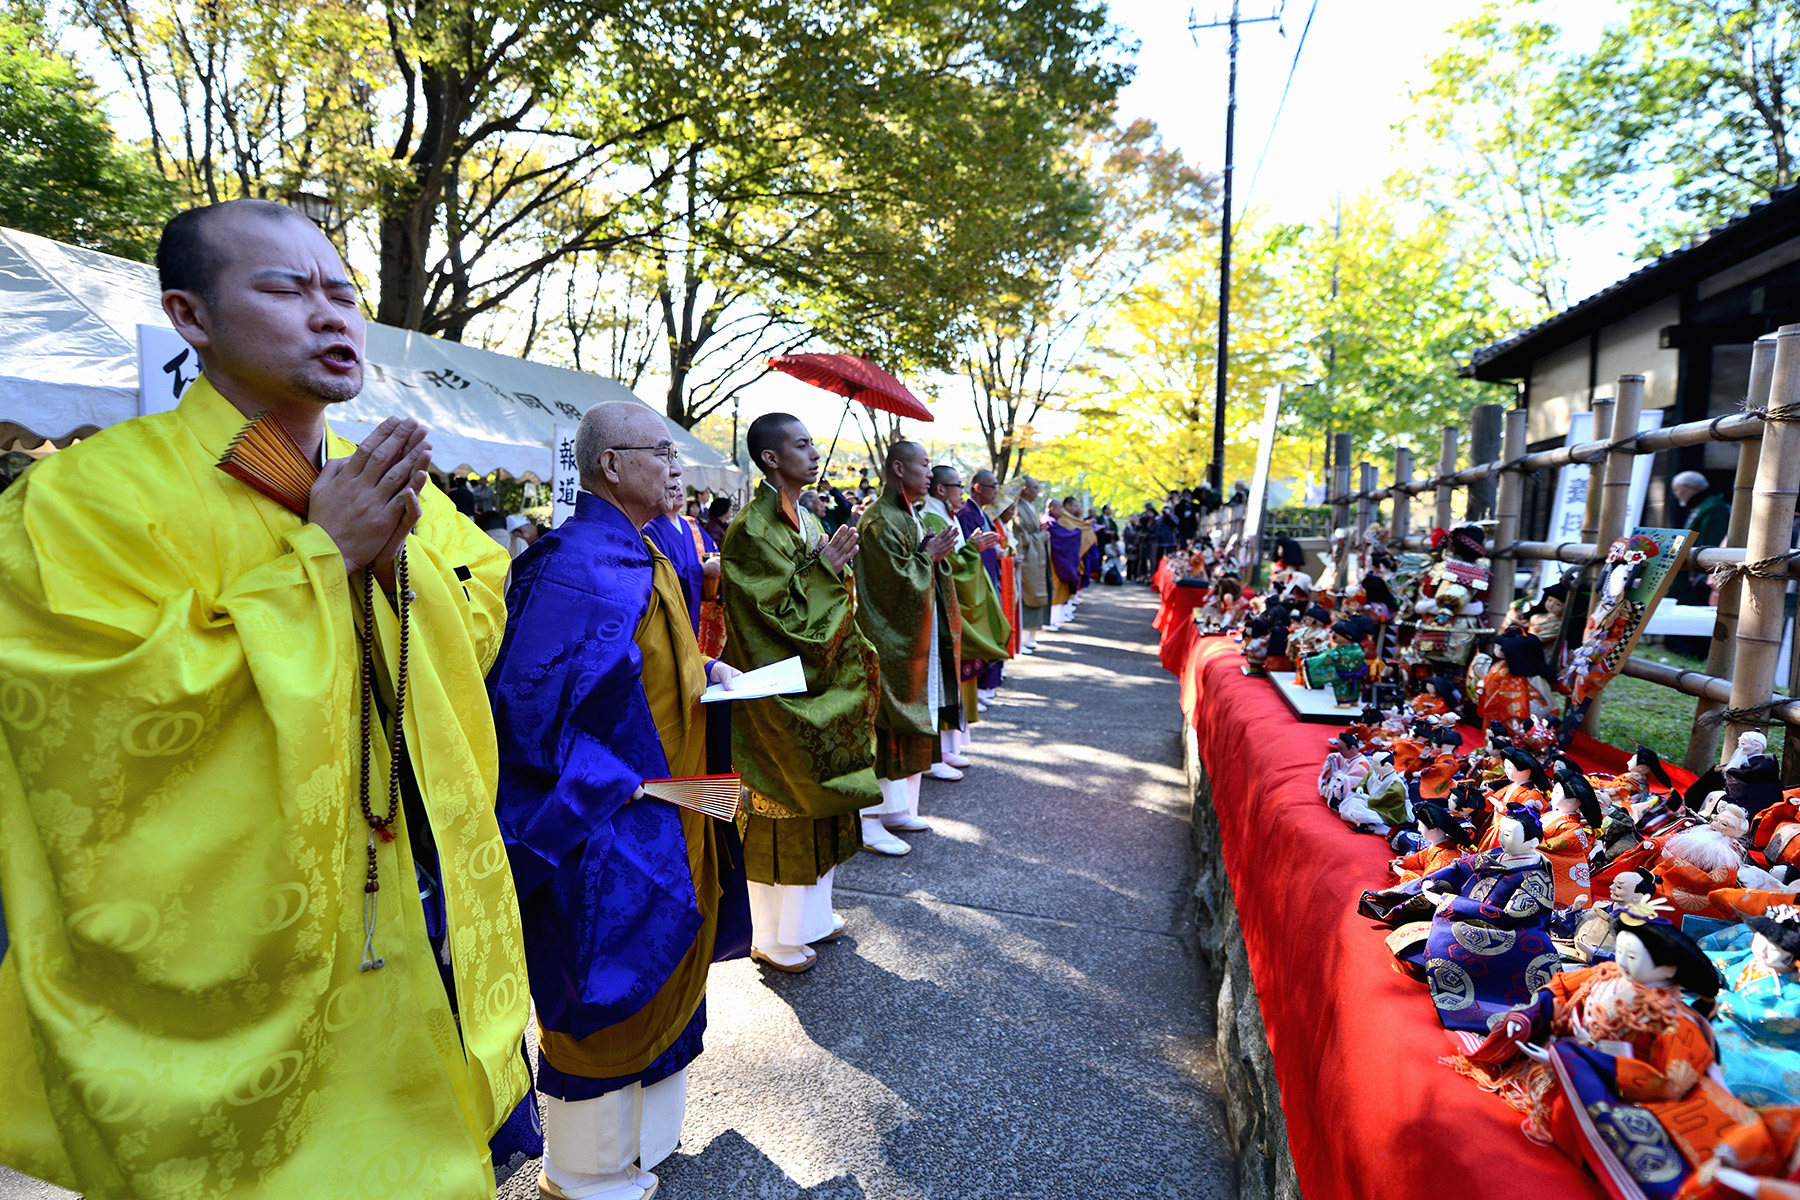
[158,199,318,304]
[575,402,663,484]
[574,401,680,528]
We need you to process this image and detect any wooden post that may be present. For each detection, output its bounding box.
[1355,462,1373,543]
[1435,425,1457,532]
[1467,403,1504,521]
[1588,378,1645,620]
[1724,324,1800,761]
[1686,334,1773,771]
[1391,447,1413,543]
[1580,378,1644,737]
[1333,432,1354,596]
[1488,408,1528,624]
[1581,398,1615,547]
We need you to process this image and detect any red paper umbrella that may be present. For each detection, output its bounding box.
[768,353,933,422]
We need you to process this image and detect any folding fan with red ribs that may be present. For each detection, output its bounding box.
[641,774,743,821]
[216,412,318,515]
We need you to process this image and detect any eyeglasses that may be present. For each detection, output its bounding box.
[609,443,679,464]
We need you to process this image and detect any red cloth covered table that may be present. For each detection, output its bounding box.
[1164,616,1660,1200]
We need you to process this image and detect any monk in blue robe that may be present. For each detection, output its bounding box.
[489,402,749,1200]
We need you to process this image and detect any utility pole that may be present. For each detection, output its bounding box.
[1191,1,1281,494]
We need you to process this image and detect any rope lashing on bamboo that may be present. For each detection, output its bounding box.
[1709,550,1800,587]
[1697,701,1787,730]
[1751,402,1800,423]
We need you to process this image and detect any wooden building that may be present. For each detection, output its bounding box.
[1468,183,1800,535]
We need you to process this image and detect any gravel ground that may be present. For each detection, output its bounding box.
[5,583,1233,1200]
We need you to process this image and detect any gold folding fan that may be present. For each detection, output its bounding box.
[217,412,318,515]
[639,774,744,821]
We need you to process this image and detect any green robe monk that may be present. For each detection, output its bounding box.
[922,466,1010,762]
[720,414,879,970]
[853,441,961,854]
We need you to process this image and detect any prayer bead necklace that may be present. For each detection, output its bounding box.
[355,548,411,972]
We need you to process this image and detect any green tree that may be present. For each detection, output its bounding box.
[1277,196,1527,467]
[0,8,171,257]
[964,119,1218,484]
[1552,0,1800,253]
[1401,4,1581,314]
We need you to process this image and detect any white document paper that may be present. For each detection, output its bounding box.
[702,655,807,703]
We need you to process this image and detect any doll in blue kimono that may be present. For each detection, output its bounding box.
[1360,804,1560,1032]
[1701,907,1800,1105]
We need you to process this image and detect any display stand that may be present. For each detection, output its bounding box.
[1264,670,1358,724]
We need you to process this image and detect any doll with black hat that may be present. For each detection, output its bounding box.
[1360,803,1558,1033]
[1474,626,1556,731]
[1475,747,1550,851]
[1408,675,1461,721]
[1302,620,1371,707]
[1538,766,1601,906]
[1390,802,1473,881]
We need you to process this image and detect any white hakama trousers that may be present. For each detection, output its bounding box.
[543,1068,688,1193]
[864,775,913,816]
[747,868,837,951]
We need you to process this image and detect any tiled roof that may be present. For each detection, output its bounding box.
[1466,184,1800,380]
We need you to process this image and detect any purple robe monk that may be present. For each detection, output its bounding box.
[958,496,1006,692]
[489,403,749,1200]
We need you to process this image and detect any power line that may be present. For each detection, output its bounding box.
[1241,0,1319,213]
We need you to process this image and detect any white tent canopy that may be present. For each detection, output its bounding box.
[0,227,743,492]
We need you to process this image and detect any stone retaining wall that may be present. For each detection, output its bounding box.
[1185,724,1304,1200]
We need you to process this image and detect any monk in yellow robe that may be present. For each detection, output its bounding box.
[0,200,533,1197]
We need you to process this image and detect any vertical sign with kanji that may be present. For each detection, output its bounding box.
[138,324,202,416]
[1542,407,1665,590]
[552,423,579,527]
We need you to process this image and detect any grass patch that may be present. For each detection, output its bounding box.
[1592,642,1785,770]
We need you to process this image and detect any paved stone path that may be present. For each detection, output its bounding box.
[4,584,1232,1200]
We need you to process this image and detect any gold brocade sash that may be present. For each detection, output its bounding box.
[537,550,721,1080]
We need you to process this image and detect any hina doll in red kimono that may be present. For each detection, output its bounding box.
[1391,803,1474,881]
[1659,819,1748,920]
[1462,908,1741,1200]
[1477,748,1551,852]
[1409,676,1461,721]
[1680,1105,1800,1200]
[1540,767,1602,906]
[1475,626,1555,730]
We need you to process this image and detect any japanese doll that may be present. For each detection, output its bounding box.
[1391,802,1475,882]
[1476,747,1551,852]
[1408,675,1461,721]
[1701,910,1800,1106]
[1303,620,1369,706]
[1694,733,1788,833]
[1338,749,1409,834]
[1241,615,1272,673]
[1359,805,1559,1033]
[1564,534,1660,708]
[1289,604,1334,669]
[1540,767,1602,906]
[1459,908,1741,1200]
[1318,746,1372,811]
[1680,1106,1800,1200]
[1475,626,1557,730]
[1547,866,1660,964]
[1656,818,1747,920]
[1196,576,1243,634]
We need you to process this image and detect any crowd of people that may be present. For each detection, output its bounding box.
[0,199,1116,1200]
[1117,482,1251,583]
